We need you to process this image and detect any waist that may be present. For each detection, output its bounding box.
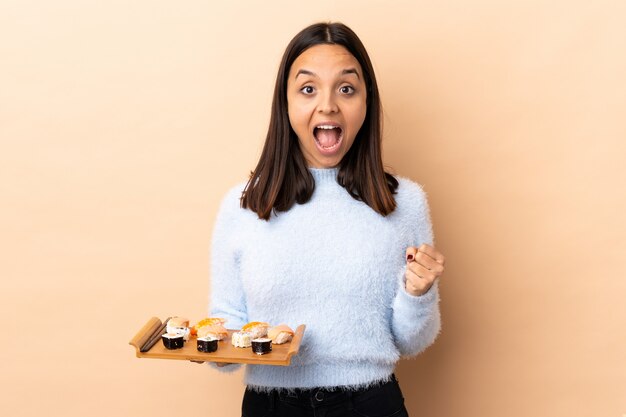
[248,374,398,407]
[245,360,397,390]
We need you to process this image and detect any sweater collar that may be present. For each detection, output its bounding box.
[308,167,339,183]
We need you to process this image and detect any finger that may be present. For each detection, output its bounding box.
[405,246,418,263]
[414,251,445,275]
[405,278,425,294]
[418,244,445,265]
[407,261,440,283]
[216,362,233,367]
[405,268,433,294]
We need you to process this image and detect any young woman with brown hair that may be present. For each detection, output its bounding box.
[208,22,445,417]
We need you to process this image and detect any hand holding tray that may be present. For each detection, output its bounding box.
[129,317,305,366]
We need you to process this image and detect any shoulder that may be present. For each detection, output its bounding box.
[394,176,429,211]
[222,180,247,206]
[215,180,249,220]
[211,180,252,241]
[390,175,434,244]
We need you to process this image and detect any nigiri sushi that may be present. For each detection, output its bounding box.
[196,324,228,340]
[191,317,226,336]
[166,317,191,341]
[242,321,269,339]
[268,324,294,345]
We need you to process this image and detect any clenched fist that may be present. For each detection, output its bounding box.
[404,244,445,296]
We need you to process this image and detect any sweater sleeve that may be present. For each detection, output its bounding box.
[207,184,248,372]
[390,180,442,357]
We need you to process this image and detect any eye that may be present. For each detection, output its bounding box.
[340,85,355,95]
[300,86,315,95]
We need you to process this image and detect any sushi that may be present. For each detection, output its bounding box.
[242,322,269,339]
[196,324,228,341]
[197,336,218,353]
[162,332,184,349]
[166,317,191,341]
[191,317,226,336]
[268,324,294,345]
[251,338,272,355]
[231,331,252,348]
[166,317,189,333]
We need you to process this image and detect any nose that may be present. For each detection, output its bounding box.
[317,91,338,114]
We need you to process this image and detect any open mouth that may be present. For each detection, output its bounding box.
[313,124,343,153]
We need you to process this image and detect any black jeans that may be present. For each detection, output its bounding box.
[242,374,409,417]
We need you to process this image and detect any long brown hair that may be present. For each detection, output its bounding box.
[241,22,398,220]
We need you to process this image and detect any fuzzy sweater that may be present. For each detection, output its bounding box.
[208,167,441,390]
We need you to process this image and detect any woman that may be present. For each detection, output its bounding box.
[208,22,445,417]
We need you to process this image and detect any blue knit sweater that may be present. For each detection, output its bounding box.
[209,167,441,390]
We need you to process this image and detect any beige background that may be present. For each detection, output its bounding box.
[1,1,624,416]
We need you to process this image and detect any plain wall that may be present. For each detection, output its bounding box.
[1,1,624,416]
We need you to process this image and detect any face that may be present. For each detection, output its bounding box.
[287,44,367,169]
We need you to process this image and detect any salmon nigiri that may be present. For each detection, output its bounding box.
[191,317,226,336]
[196,324,228,340]
[268,324,294,344]
[241,321,269,339]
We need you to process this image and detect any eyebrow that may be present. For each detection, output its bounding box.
[295,69,316,79]
[341,68,360,79]
[295,68,361,80]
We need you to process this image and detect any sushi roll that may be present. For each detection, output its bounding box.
[268,324,294,345]
[231,331,252,348]
[251,338,272,355]
[197,336,218,353]
[242,322,269,339]
[162,332,184,349]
